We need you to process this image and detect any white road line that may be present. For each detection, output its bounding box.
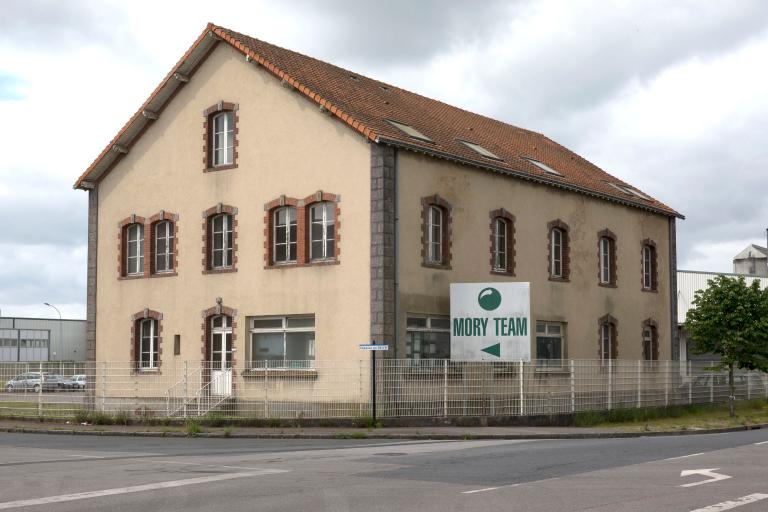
[0,471,285,510]
[689,493,768,512]
[754,440,768,445]
[65,454,106,459]
[151,460,277,471]
[663,452,704,461]
[462,477,560,494]
[461,487,500,494]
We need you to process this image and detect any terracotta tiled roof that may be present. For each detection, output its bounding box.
[75,23,681,218]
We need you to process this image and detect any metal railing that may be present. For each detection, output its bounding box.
[0,359,765,420]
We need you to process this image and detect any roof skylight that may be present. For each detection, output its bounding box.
[523,157,562,177]
[609,183,652,201]
[457,140,502,161]
[386,119,433,143]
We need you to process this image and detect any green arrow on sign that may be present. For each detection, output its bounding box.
[481,343,501,358]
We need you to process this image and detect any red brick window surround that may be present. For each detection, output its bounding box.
[597,229,618,287]
[117,215,148,279]
[202,204,238,274]
[642,318,659,361]
[421,195,452,269]
[547,219,570,281]
[598,314,618,361]
[130,309,163,372]
[202,101,239,172]
[641,239,658,292]
[303,191,341,264]
[489,208,516,275]
[148,211,179,277]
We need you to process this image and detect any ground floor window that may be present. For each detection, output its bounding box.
[249,316,315,368]
[535,321,565,365]
[406,315,450,360]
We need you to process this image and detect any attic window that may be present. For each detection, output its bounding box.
[457,140,502,161]
[523,157,562,177]
[349,75,359,81]
[609,183,652,201]
[386,120,433,143]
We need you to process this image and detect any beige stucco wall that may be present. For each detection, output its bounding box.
[397,151,673,360]
[95,43,372,366]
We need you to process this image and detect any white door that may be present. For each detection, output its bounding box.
[210,315,233,396]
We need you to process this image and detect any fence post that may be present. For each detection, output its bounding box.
[710,364,714,403]
[183,361,188,419]
[38,361,43,418]
[570,360,575,413]
[100,362,106,413]
[664,361,669,407]
[443,359,448,418]
[747,371,751,400]
[636,360,642,408]
[607,359,612,411]
[518,360,524,416]
[264,361,269,419]
[688,360,692,405]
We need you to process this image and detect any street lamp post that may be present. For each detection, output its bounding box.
[43,303,62,362]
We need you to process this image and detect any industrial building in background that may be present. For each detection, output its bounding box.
[0,316,87,362]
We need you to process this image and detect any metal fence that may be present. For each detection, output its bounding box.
[0,360,766,420]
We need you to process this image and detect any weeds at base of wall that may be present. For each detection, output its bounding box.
[185,419,202,436]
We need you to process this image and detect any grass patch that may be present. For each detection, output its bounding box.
[574,399,768,431]
[351,415,382,429]
[185,419,202,436]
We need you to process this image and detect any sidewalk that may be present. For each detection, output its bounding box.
[1,418,765,440]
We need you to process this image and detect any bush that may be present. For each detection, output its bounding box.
[185,419,202,435]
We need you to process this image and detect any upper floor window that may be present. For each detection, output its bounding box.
[138,318,158,370]
[212,111,234,166]
[550,228,563,278]
[492,217,508,272]
[597,230,617,286]
[274,206,297,264]
[309,202,335,260]
[427,206,443,264]
[210,213,233,269]
[125,223,144,276]
[203,101,238,171]
[642,241,658,291]
[154,220,174,273]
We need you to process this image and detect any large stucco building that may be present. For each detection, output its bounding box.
[74,24,682,382]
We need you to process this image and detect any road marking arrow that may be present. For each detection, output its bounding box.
[679,468,732,487]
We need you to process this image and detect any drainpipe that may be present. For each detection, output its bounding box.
[394,149,400,358]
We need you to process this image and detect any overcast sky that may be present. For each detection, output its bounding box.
[2,0,768,319]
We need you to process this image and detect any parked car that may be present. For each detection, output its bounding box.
[61,374,86,390]
[5,372,64,392]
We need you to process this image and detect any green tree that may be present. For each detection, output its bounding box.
[684,275,768,416]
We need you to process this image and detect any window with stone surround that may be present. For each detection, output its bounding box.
[203,101,238,171]
[642,240,658,291]
[309,202,335,261]
[131,309,163,371]
[547,220,570,281]
[202,204,237,273]
[421,195,452,269]
[149,211,178,276]
[599,315,618,361]
[642,320,659,361]
[490,209,515,275]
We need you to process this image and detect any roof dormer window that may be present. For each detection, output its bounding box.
[523,157,563,177]
[457,140,502,161]
[386,120,433,143]
[608,183,651,201]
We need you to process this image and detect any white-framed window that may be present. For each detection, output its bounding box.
[154,220,174,273]
[536,321,565,364]
[642,326,657,361]
[211,213,233,269]
[210,314,232,370]
[274,207,297,263]
[406,315,450,360]
[139,318,158,369]
[126,223,144,275]
[550,228,563,278]
[249,316,315,368]
[427,205,443,264]
[212,111,234,166]
[600,321,615,361]
[642,244,654,290]
[309,202,335,260]
[492,217,508,271]
[599,237,612,284]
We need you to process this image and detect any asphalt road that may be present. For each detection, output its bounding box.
[0,429,767,511]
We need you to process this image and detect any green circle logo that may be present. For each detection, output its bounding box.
[477,287,502,311]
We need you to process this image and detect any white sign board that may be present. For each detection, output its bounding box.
[359,344,389,351]
[450,282,531,361]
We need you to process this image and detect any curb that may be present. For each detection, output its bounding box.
[1,423,766,440]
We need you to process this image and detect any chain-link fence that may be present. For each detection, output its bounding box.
[0,359,765,420]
